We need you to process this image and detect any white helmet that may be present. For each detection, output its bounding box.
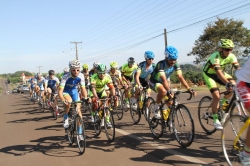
[69,60,81,69]
[93,61,100,68]
[63,67,69,72]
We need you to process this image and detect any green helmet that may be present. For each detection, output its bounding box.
[82,64,89,69]
[110,61,118,69]
[218,39,234,48]
[96,64,106,72]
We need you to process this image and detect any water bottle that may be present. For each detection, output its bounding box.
[128,91,132,98]
[163,108,170,120]
[99,110,103,118]
[222,101,229,111]
[138,100,143,109]
[164,95,169,102]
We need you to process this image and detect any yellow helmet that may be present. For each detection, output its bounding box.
[110,61,118,69]
[82,64,89,69]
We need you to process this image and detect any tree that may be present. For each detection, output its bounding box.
[188,18,250,64]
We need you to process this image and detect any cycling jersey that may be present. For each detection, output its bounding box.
[36,77,45,91]
[150,59,182,82]
[235,57,250,83]
[28,77,35,89]
[137,61,156,79]
[202,51,240,89]
[107,69,122,79]
[60,73,85,101]
[202,51,239,74]
[121,63,138,77]
[90,73,112,93]
[45,76,60,89]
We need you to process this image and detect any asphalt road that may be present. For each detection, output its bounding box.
[0,79,229,166]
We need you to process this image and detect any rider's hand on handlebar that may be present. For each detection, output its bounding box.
[138,84,143,90]
[225,82,234,91]
[166,90,174,99]
[188,88,196,97]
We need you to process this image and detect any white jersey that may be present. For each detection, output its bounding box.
[235,58,250,83]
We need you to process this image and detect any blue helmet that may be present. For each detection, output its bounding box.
[164,46,178,60]
[144,51,155,59]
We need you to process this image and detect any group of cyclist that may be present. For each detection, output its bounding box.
[26,38,250,165]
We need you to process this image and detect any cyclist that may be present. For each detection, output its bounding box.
[89,63,116,125]
[28,75,36,101]
[121,57,138,108]
[59,67,69,81]
[34,72,46,104]
[107,61,124,88]
[58,60,88,140]
[89,62,100,77]
[235,57,250,165]
[149,46,195,117]
[45,70,60,115]
[133,51,156,109]
[202,39,240,129]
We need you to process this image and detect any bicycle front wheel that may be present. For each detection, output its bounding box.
[172,104,195,148]
[104,108,115,142]
[76,116,86,155]
[198,96,216,134]
[149,102,163,138]
[143,97,154,123]
[129,97,141,124]
[114,94,124,120]
[222,115,246,166]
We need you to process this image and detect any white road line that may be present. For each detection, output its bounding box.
[116,128,208,165]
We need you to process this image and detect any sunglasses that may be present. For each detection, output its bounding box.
[224,48,233,52]
[147,58,154,60]
[98,72,105,74]
[71,69,80,72]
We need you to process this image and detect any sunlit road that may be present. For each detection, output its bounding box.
[0,79,229,166]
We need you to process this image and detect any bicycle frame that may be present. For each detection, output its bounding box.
[233,117,250,150]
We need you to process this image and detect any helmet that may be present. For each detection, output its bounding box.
[144,51,155,59]
[96,64,106,72]
[82,64,89,69]
[93,61,100,68]
[218,39,234,48]
[164,46,178,60]
[37,72,42,77]
[127,57,135,64]
[63,67,69,73]
[69,60,81,69]
[110,61,118,69]
[48,70,55,75]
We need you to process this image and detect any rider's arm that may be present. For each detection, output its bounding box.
[135,70,141,86]
[159,73,171,92]
[107,82,115,96]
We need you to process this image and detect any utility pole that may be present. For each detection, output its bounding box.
[37,66,43,73]
[70,41,82,60]
[164,29,167,48]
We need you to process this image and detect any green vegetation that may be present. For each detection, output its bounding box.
[0,71,33,84]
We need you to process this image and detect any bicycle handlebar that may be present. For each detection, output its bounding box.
[175,90,195,101]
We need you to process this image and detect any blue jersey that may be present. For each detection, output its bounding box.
[151,60,181,83]
[35,77,45,90]
[45,76,60,89]
[60,73,85,95]
[137,61,156,79]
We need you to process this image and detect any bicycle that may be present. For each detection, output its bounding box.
[198,86,248,134]
[112,77,124,120]
[30,90,37,104]
[48,92,59,120]
[149,90,195,148]
[122,82,136,112]
[221,115,249,166]
[65,101,86,155]
[129,85,154,124]
[91,97,115,142]
[37,94,45,112]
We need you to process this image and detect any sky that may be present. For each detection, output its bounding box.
[1,0,250,74]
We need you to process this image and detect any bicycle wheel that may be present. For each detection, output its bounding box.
[93,112,101,137]
[104,108,115,142]
[172,104,195,148]
[75,116,86,155]
[129,97,141,124]
[222,115,246,166]
[143,97,154,123]
[67,114,74,146]
[198,96,216,134]
[114,94,124,120]
[122,91,129,112]
[149,102,164,138]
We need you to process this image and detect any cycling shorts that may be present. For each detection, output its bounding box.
[89,89,107,98]
[202,72,233,89]
[63,90,80,102]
